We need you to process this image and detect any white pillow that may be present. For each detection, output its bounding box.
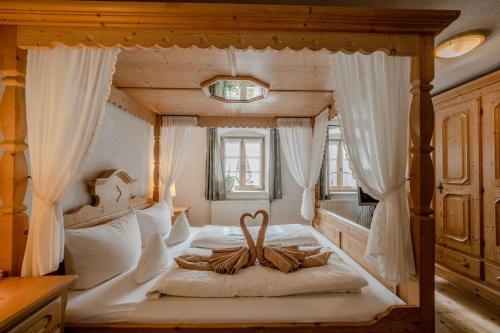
[165,212,191,246]
[134,233,169,284]
[65,212,142,290]
[135,201,172,247]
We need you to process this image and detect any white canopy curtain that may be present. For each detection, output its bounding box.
[277,109,329,221]
[331,51,415,283]
[21,45,120,276]
[159,116,197,211]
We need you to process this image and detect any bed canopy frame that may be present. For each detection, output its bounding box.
[0,1,459,332]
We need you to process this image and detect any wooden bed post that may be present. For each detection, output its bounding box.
[0,25,29,277]
[152,114,161,202]
[409,34,436,333]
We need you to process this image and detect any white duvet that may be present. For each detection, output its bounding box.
[190,224,319,249]
[148,247,368,298]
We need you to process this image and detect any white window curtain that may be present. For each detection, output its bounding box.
[160,116,197,210]
[21,45,120,276]
[331,51,415,283]
[277,109,329,221]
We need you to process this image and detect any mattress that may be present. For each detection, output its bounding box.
[66,226,404,324]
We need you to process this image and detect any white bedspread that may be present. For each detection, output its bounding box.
[191,224,319,249]
[66,227,404,324]
[149,247,367,297]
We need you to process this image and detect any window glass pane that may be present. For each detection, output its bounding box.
[246,172,261,186]
[328,141,338,188]
[224,139,240,157]
[244,140,261,157]
[224,157,240,180]
[329,125,342,140]
[342,146,356,188]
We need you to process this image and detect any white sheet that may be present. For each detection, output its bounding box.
[149,247,367,297]
[66,227,404,324]
[191,224,319,249]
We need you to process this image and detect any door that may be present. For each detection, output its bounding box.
[435,98,481,256]
[482,89,500,264]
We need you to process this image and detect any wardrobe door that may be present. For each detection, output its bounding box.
[435,98,481,256]
[483,89,500,264]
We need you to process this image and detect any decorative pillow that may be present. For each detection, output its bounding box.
[65,212,142,290]
[135,201,172,247]
[165,212,191,246]
[134,233,169,284]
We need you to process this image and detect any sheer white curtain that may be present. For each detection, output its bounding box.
[22,45,119,276]
[331,51,414,283]
[278,109,329,220]
[160,116,197,210]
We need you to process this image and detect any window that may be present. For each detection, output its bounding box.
[328,126,356,192]
[222,136,265,191]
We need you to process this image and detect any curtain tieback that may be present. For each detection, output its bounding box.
[380,181,406,201]
[33,188,54,207]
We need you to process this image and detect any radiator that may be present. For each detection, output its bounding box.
[319,199,373,229]
[210,200,270,226]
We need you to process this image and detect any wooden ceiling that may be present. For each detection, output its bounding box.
[113,47,334,118]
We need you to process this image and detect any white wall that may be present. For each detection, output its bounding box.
[61,103,154,212]
[173,127,305,226]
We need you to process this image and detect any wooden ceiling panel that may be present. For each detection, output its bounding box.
[240,91,332,117]
[120,88,331,118]
[121,88,237,116]
[235,49,333,91]
[114,47,232,88]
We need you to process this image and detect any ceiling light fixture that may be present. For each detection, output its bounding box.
[435,33,486,59]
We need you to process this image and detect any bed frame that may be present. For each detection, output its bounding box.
[0,1,460,332]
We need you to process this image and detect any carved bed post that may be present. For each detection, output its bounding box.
[0,25,29,276]
[153,114,161,201]
[409,34,435,333]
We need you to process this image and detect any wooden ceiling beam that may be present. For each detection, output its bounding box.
[197,116,277,128]
[0,1,459,34]
[118,87,334,94]
[107,86,157,125]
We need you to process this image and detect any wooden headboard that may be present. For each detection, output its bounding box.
[63,169,152,230]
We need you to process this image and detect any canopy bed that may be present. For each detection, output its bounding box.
[0,1,459,333]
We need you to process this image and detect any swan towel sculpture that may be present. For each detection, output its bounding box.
[175,210,332,274]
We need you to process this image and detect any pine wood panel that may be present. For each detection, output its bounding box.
[434,97,481,256]
[0,25,29,277]
[0,275,76,332]
[483,88,500,264]
[107,86,156,124]
[120,88,332,117]
[435,244,481,279]
[1,1,458,33]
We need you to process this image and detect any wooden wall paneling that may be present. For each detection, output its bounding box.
[107,86,157,125]
[409,34,436,332]
[0,25,29,277]
[153,114,161,202]
[482,88,500,265]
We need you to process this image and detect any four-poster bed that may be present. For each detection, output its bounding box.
[0,1,460,332]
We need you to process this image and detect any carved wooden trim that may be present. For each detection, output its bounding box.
[197,116,278,128]
[0,25,29,277]
[409,34,436,332]
[63,169,151,229]
[441,111,470,185]
[66,305,419,333]
[18,27,424,56]
[1,1,458,34]
[108,86,157,125]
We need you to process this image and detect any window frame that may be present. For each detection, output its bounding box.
[221,135,266,191]
[328,137,357,193]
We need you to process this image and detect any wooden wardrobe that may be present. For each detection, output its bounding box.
[433,69,500,307]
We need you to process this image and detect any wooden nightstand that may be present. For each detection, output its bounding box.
[172,205,191,224]
[0,275,77,333]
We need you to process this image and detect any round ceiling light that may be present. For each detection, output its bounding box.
[435,33,486,59]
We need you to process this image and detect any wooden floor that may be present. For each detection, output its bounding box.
[435,276,500,332]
